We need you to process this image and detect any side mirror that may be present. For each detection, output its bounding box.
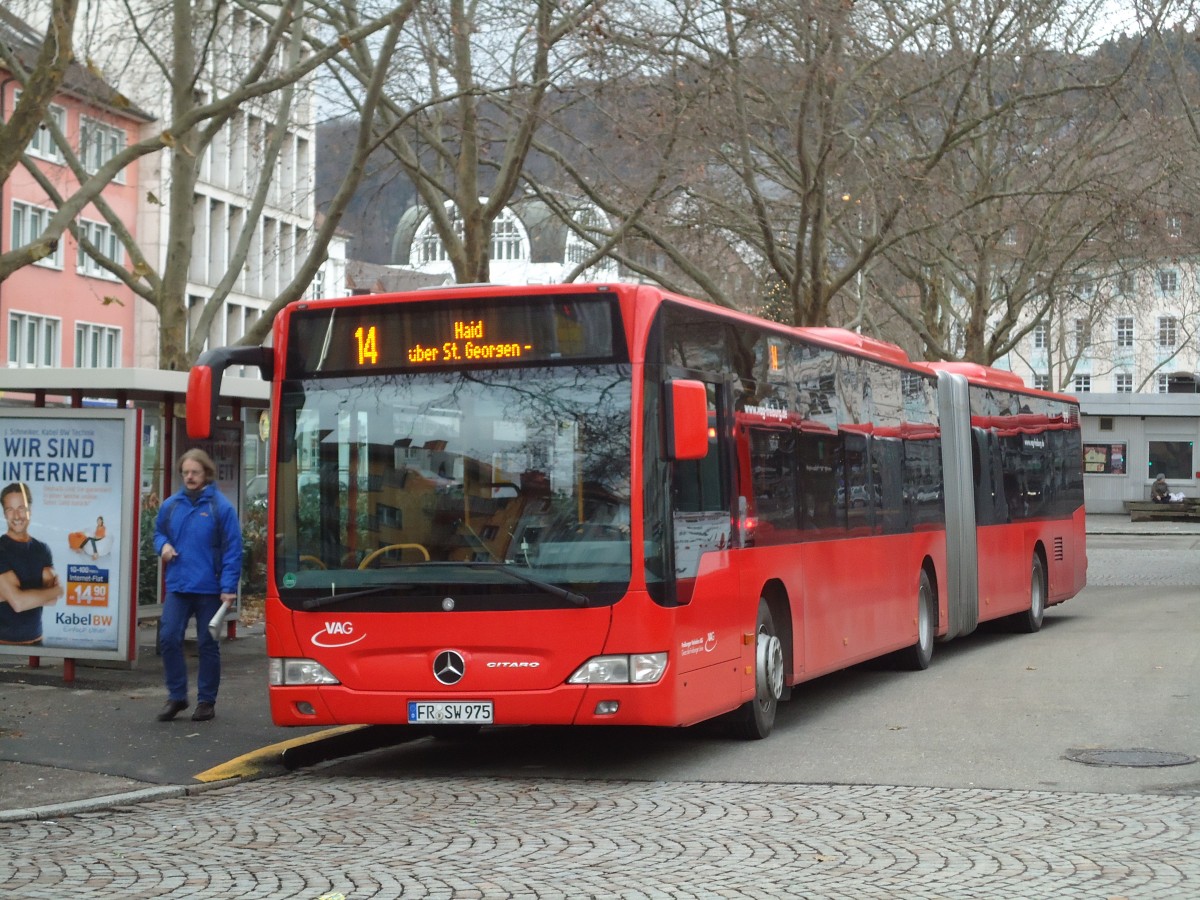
[186,346,275,439]
[665,379,709,461]
[186,365,216,439]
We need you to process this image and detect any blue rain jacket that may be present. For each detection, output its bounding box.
[153,483,243,595]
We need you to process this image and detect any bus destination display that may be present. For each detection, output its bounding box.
[287,293,624,376]
[403,318,529,365]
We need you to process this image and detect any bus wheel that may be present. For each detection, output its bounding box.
[732,599,784,740]
[900,570,935,671]
[1013,553,1046,634]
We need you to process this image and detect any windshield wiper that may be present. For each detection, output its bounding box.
[297,563,590,609]
[302,585,399,611]
[461,561,590,607]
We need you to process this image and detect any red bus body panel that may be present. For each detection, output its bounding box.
[976,505,1087,621]
[248,283,1085,732]
[267,580,759,728]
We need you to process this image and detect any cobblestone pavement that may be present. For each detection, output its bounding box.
[1085,536,1200,587]
[4,774,1199,898]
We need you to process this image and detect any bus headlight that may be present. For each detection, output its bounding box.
[568,653,667,684]
[269,657,340,686]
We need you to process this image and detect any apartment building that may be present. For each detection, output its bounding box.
[392,196,620,285]
[1,10,152,373]
[997,252,1200,509]
[4,2,339,375]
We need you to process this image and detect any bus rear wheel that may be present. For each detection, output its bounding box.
[731,599,784,740]
[899,570,935,671]
[1012,553,1046,634]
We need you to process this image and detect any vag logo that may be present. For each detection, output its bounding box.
[486,661,540,668]
[310,621,365,648]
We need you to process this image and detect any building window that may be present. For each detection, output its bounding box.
[1115,317,1134,348]
[566,206,610,268]
[1167,215,1182,238]
[1073,375,1091,393]
[1148,440,1194,480]
[1003,226,1018,246]
[1158,316,1178,348]
[8,312,61,368]
[1033,374,1050,391]
[74,323,121,368]
[1123,220,1139,240]
[418,227,448,264]
[1115,373,1133,393]
[1158,270,1178,293]
[77,219,123,279]
[416,206,462,265]
[1117,272,1136,295]
[490,212,526,262]
[1032,323,1047,350]
[951,323,966,356]
[1073,319,1091,352]
[378,504,402,528]
[18,94,66,163]
[1157,373,1170,393]
[11,201,63,268]
[80,117,127,181]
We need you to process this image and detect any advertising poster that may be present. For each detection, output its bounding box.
[0,410,140,661]
[1084,442,1127,475]
[171,419,244,517]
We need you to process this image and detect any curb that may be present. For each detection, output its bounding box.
[0,726,381,823]
[0,781,231,823]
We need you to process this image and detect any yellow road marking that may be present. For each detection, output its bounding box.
[194,725,366,782]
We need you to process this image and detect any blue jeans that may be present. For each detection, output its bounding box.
[159,592,223,704]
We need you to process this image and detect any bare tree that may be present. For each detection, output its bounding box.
[0,0,79,265]
[530,0,1141,355]
[308,0,607,289]
[3,0,413,367]
[879,81,1158,365]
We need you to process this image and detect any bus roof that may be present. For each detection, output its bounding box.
[919,361,1026,390]
[797,327,912,366]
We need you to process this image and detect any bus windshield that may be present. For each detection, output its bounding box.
[272,364,633,607]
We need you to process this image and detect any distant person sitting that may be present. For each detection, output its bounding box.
[1150,474,1170,504]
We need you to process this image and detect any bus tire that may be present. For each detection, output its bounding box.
[731,599,784,740]
[1013,552,1046,634]
[899,569,935,671]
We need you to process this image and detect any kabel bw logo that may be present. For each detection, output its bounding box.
[311,621,365,648]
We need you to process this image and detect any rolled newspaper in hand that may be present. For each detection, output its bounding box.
[207,600,233,640]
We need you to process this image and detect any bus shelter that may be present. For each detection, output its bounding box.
[0,367,267,680]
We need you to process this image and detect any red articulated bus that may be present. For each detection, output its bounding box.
[187,283,1086,739]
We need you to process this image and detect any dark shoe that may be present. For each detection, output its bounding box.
[157,699,188,721]
[192,701,215,721]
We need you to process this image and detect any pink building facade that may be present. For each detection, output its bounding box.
[1,56,152,373]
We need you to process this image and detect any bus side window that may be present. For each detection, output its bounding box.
[671,386,728,586]
[800,431,843,532]
[673,453,724,512]
[747,427,798,544]
[872,436,905,534]
[672,401,723,513]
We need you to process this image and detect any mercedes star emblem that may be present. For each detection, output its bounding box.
[433,650,466,685]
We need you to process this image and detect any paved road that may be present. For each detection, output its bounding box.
[2,524,1198,898]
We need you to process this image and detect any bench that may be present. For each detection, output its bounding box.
[1125,499,1200,522]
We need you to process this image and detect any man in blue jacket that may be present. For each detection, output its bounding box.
[154,448,243,722]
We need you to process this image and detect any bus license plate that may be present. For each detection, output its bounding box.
[408,701,494,724]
